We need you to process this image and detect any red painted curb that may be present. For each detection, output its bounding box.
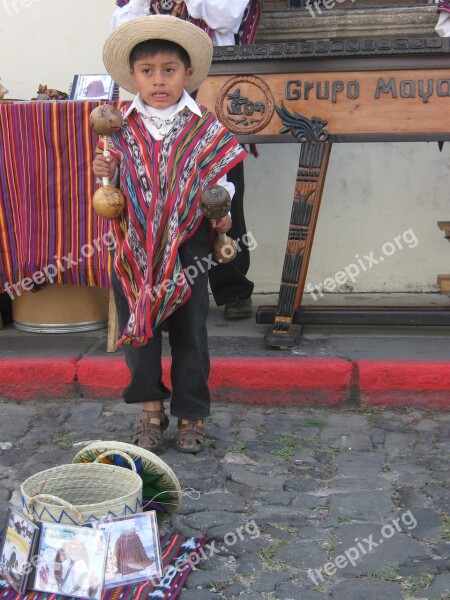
[357,360,450,410]
[0,357,77,400]
[2,356,450,409]
[77,356,353,406]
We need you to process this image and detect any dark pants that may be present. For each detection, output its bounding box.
[111,219,211,420]
[208,161,254,306]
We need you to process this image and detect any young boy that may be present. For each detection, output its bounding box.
[93,16,246,453]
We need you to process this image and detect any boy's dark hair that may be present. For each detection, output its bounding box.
[129,40,191,70]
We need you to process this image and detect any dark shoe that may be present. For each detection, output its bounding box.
[133,406,169,451]
[224,297,252,320]
[175,419,205,454]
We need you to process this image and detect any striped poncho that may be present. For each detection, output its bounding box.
[105,105,246,346]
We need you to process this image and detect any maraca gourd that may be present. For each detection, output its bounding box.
[90,105,126,220]
[200,185,237,263]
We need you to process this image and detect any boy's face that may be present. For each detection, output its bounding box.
[131,51,193,110]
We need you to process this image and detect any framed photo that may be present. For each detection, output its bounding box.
[70,74,118,101]
[0,507,40,593]
[32,522,108,600]
[93,512,162,589]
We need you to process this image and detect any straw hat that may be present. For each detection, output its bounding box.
[103,15,213,94]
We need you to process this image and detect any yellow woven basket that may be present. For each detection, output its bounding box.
[21,451,143,525]
[72,441,182,523]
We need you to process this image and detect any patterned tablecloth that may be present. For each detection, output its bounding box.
[0,101,126,293]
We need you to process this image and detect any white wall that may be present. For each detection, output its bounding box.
[0,0,112,101]
[1,1,449,296]
[244,142,450,294]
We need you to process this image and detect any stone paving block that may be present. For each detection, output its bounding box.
[285,477,321,493]
[221,583,245,598]
[253,572,291,592]
[391,508,442,541]
[177,492,245,515]
[412,419,439,431]
[228,594,263,600]
[370,427,386,446]
[396,486,433,508]
[225,465,287,489]
[276,541,328,569]
[398,557,450,577]
[322,413,370,430]
[218,535,271,559]
[331,523,432,577]
[251,505,317,521]
[331,578,403,599]
[333,451,385,474]
[383,432,415,455]
[291,493,327,509]
[66,401,103,425]
[421,572,450,597]
[319,476,391,494]
[184,568,233,589]
[180,589,221,600]
[329,489,394,520]
[263,491,297,506]
[235,553,264,576]
[264,525,301,542]
[182,510,241,532]
[275,590,327,600]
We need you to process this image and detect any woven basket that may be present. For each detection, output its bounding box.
[72,441,182,522]
[21,451,143,525]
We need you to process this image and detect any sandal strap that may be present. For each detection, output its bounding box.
[133,407,169,449]
[176,420,205,450]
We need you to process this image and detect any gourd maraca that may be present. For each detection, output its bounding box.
[90,105,125,219]
[200,185,237,263]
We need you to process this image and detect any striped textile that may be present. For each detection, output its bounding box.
[0,533,207,600]
[106,105,247,346]
[0,101,127,294]
[437,0,450,12]
[115,0,261,44]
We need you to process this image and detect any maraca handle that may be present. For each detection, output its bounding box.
[102,136,110,186]
[218,232,227,245]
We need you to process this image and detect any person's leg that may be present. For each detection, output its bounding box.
[111,267,170,449]
[208,161,254,318]
[168,219,211,452]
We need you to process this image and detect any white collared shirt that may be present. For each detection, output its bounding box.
[109,90,235,199]
[111,0,250,46]
[436,12,450,37]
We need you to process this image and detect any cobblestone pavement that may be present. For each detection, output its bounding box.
[0,399,449,600]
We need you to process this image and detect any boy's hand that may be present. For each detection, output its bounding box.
[211,214,232,235]
[93,155,118,180]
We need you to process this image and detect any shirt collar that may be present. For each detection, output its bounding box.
[124,89,202,120]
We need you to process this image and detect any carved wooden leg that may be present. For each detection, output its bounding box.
[107,290,119,352]
[265,141,332,348]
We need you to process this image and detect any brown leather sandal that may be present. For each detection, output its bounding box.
[133,406,169,451]
[175,419,205,454]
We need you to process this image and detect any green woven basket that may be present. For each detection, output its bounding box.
[72,441,182,522]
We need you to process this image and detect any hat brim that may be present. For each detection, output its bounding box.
[103,15,213,94]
